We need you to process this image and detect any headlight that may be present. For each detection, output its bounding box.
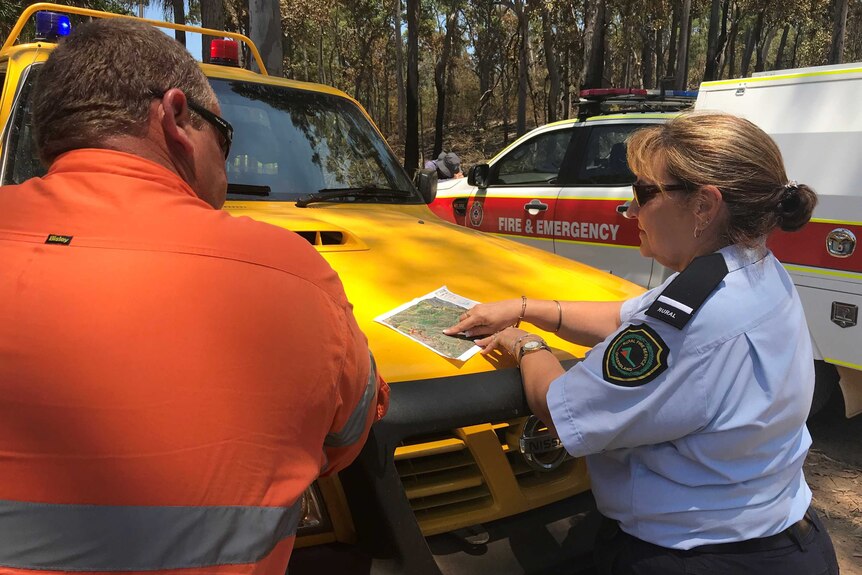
[297,483,331,536]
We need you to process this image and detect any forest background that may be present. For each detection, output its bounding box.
[3,0,861,174]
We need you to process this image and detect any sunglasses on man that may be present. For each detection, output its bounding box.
[150,90,233,160]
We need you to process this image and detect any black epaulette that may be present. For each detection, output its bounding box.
[645,253,728,329]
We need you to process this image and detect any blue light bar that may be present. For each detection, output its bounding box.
[668,90,699,98]
[35,11,72,41]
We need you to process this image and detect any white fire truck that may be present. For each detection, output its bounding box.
[432,73,861,419]
[695,63,862,419]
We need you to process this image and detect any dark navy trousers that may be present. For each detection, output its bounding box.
[594,508,840,575]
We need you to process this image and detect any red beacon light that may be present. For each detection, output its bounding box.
[577,88,652,121]
[210,39,239,66]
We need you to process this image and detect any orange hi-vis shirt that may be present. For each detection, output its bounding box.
[0,149,388,574]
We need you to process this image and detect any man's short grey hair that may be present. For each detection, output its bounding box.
[33,17,216,165]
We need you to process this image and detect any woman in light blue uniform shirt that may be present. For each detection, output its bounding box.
[445,112,839,574]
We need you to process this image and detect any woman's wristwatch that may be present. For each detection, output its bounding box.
[517,337,550,362]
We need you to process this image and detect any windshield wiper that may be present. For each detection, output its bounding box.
[295,186,411,208]
[227,183,271,197]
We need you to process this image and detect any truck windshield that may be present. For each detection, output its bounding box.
[1,68,419,204]
[212,79,419,203]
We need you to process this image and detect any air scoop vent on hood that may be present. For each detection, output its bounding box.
[296,231,345,246]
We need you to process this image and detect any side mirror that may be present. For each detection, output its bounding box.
[468,164,490,189]
[415,168,438,204]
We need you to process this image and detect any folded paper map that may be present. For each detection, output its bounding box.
[374,286,481,361]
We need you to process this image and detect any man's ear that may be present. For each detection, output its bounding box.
[159,88,196,160]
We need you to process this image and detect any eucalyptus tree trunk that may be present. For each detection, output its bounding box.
[540,4,560,123]
[318,27,325,83]
[393,0,405,139]
[655,28,664,88]
[790,25,803,68]
[249,0,283,76]
[434,8,458,157]
[666,0,679,79]
[740,26,754,77]
[562,45,571,117]
[742,11,766,76]
[580,0,606,89]
[713,0,730,79]
[755,25,776,72]
[170,0,186,45]
[774,23,790,69]
[200,0,224,63]
[741,10,764,77]
[514,0,529,136]
[830,0,849,64]
[502,56,511,145]
[674,0,691,90]
[472,0,497,127]
[641,26,654,89]
[722,3,741,78]
[703,0,721,81]
[404,0,420,174]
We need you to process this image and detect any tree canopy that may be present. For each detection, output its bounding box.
[3,0,861,166]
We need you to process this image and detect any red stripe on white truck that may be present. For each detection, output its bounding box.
[430,196,861,275]
[430,197,641,246]
[768,222,862,274]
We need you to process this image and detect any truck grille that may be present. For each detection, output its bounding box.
[395,435,492,526]
[394,419,585,536]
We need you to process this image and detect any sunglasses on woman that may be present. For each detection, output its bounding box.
[631,182,688,207]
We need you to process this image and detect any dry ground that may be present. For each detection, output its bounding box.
[806,406,862,574]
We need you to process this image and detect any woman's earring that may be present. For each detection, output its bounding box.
[694,218,710,239]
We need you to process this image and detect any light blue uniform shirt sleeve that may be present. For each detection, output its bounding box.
[548,311,716,458]
[619,285,663,325]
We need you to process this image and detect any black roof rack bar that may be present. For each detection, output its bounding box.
[575,95,695,121]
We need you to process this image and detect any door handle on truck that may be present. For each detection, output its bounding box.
[616,201,630,215]
[452,197,468,216]
[524,199,548,214]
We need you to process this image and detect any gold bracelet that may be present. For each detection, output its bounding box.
[515,295,527,328]
[554,300,562,333]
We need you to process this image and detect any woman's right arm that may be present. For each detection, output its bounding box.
[444,298,624,347]
[550,300,624,347]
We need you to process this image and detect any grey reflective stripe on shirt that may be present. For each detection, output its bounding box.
[0,498,303,571]
[325,351,378,448]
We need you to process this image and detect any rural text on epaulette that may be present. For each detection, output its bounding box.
[645,252,728,330]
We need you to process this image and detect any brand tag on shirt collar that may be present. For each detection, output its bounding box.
[45,234,73,245]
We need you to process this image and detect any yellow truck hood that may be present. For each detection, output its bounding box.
[225,201,643,383]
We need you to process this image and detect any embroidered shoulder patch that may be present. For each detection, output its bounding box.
[602,323,669,387]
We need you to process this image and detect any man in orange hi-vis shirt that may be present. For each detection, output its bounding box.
[0,18,388,574]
